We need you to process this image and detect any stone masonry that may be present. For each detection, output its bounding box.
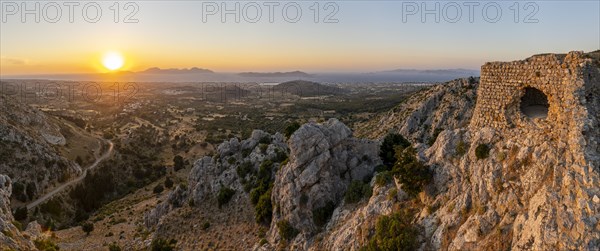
[470,51,600,134]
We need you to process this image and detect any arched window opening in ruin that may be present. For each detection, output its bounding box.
[520,87,549,119]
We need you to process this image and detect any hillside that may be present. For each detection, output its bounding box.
[0,94,103,206]
[1,51,598,250]
[273,80,348,97]
[142,52,599,250]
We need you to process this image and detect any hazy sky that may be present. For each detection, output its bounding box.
[1,0,599,75]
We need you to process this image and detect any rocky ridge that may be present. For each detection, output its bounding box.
[0,94,101,204]
[142,52,599,251]
[266,119,380,248]
[0,174,40,250]
[354,77,478,144]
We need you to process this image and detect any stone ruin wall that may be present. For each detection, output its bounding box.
[470,51,600,138]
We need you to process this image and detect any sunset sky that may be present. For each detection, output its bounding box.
[1,1,599,75]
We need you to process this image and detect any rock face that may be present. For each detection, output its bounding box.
[145,52,599,251]
[352,51,600,251]
[355,77,477,144]
[0,175,37,250]
[144,130,288,228]
[419,51,600,250]
[267,119,381,248]
[188,130,288,206]
[0,94,87,203]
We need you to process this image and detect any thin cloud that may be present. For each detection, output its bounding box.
[1,57,28,65]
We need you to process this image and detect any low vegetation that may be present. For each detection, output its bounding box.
[344,180,372,204]
[108,242,122,251]
[164,177,174,188]
[393,147,433,197]
[379,133,411,169]
[475,144,491,160]
[284,122,302,138]
[153,184,164,194]
[312,201,336,228]
[375,171,393,187]
[14,206,27,221]
[81,222,94,235]
[361,209,419,251]
[217,187,236,207]
[241,159,276,224]
[150,238,177,251]
[277,220,299,241]
[455,140,468,156]
[34,238,60,251]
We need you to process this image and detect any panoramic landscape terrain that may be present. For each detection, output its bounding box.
[1,1,599,251]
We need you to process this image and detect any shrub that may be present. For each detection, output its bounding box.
[202,221,210,230]
[14,206,27,221]
[108,242,122,251]
[242,148,252,158]
[34,238,60,251]
[475,144,490,160]
[497,151,506,161]
[259,143,268,153]
[387,189,398,201]
[344,181,372,204]
[246,160,275,224]
[164,177,174,189]
[227,156,236,165]
[455,140,467,156]
[82,222,94,235]
[427,128,444,146]
[151,238,177,251]
[361,210,418,251]
[277,220,299,241]
[284,122,302,138]
[258,160,273,181]
[173,155,185,171]
[12,220,23,231]
[250,182,269,205]
[300,193,309,205]
[312,201,336,228]
[393,147,432,197]
[217,187,236,207]
[259,135,272,144]
[273,148,288,163]
[380,133,410,168]
[237,161,254,179]
[374,165,388,173]
[153,184,164,194]
[259,238,268,246]
[255,190,272,224]
[375,171,392,187]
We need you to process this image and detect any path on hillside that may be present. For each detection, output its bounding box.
[26,140,114,210]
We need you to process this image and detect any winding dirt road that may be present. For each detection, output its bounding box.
[26,141,114,210]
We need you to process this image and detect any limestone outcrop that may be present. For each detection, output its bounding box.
[266,119,381,247]
[0,175,37,250]
[146,51,600,251]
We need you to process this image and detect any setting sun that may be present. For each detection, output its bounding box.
[102,52,124,71]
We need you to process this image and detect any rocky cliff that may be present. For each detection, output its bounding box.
[354,77,478,144]
[0,174,37,250]
[266,119,380,249]
[145,51,599,251]
[0,94,100,204]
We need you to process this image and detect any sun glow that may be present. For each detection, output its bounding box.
[102,52,125,71]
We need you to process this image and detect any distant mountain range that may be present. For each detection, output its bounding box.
[138,67,214,74]
[238,71,313,78]
[379,68,480,75]
[1,68,480,83]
